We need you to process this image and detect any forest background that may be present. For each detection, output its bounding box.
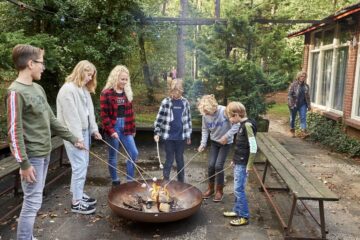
[0,0,358,142]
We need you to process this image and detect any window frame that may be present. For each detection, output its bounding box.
[308,23,349,115]
[351,39,360,120]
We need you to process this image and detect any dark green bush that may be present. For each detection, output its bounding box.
[306,112,360,157]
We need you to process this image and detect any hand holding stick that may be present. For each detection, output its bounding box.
[156,140,164,169]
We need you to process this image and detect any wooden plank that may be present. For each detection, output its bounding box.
[264,134,338,200]
[0,156,18,178]
[144,17,227,25]
[256,136,310,198]
[0,136,64,179]
[258,133,338,200]
[258,133,323,199]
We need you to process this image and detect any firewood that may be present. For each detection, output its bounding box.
[159,203,170,213]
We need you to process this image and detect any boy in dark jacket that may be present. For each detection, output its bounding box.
[223,101,257,226]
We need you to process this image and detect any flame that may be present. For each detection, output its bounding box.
[150,183,170,202]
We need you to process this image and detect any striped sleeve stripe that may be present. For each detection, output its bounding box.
[8,91,23,162]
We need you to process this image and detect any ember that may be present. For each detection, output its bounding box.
[108,180,202,222]
[122,182,177,213]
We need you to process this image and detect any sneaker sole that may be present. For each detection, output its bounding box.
[223,212,237,217]
[71,208,96,215]
[230,220,249,226]
[83,200,97,206]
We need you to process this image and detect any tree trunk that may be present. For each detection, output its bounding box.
[162,0,169,15]
[138,30,154,103]
[177,0,188,79]
[215,0,220,18]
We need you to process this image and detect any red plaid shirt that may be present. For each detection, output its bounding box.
[100,88,136,136]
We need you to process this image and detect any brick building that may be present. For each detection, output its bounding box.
[289,3,360,138]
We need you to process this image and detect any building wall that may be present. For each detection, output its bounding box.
[304,15,360,138]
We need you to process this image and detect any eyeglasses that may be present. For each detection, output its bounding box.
[33,60,46,69]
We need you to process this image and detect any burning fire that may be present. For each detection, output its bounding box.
[150,183,170,203]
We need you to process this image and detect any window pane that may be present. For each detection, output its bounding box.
[310,52,319,102]
[323,29,334,45]
[314,31,322,49]
[320,50,333,106]
[339,22,352,44]
[332,47,348,110]
[356,64,360,117]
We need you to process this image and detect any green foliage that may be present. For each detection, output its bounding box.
[268,103,289,118]
[307,112,360,157]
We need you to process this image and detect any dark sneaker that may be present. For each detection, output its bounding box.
[82,193,97,206]
[71,201,96,214]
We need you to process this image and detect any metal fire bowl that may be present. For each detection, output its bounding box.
[108,179,203,223]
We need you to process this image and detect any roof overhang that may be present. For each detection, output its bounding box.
[288,3,360,38]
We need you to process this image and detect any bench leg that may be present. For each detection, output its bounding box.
[285,195,297,237]
[319,200,326,240]
[262,159,269,184]
[59,145,64,167]
[14,172,20,197]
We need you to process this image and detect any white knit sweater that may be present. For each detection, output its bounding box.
[56,82,98,141]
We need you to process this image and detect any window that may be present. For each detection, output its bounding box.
[309,24,349,113]
[352,47,360,119]
[310,53,319,102]
[333,47,348,110]
[320,50,333,106]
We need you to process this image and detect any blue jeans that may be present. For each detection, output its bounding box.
[17,156,50,240]
[108,118,138,182]
[233,164,249,219]
[208,141,231,185]
[64,129,90,202]
[163,140,186,182]
[289,104,307,130]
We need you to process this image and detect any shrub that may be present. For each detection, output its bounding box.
[306,112,360,157]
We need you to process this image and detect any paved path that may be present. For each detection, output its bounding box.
[1,116,359,239]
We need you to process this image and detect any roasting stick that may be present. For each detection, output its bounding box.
[99,138,152,189]
[84,148,143,185]
[156,141,164,169]
[176,164,233,195]
[100,138,151,178]
[164,151,201,189]
[115,138,152,185]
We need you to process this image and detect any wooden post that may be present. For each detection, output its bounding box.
[177,0,188,79]
[215,0,220,18]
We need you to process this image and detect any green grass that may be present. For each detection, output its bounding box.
[267,103,289,118]
[136,113,156,127]
[136,112,202,128]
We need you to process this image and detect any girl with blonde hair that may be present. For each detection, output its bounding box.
[57,60,102,215]
[154,79,192,182]
[197,94,239,202]
[100,65,138,186]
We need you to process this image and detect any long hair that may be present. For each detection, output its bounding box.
[103,65,133,102]
[197,94,218,116]
[66,60,97,93]
[296,71,307,81]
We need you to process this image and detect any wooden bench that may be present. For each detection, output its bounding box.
[0,136,67,222]
[253,132,339,240]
